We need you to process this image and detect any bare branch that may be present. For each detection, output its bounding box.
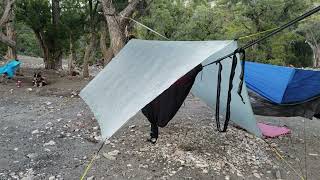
[0,31,16,47]
[0,0,15,27]
[119,0,141,19]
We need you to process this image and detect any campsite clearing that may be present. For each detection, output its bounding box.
[0,56,320,180]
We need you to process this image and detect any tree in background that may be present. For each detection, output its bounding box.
[0,0,16,49]
[298,13,320,67]
[101,0,143,57]
[16,0,68,69]
[82,0,100,78]
[60,0,85,75]
[136,0,314,67]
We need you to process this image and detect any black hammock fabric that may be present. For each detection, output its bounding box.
[142,64,203,127]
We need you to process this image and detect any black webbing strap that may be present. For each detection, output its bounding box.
[223,50,238,132]
[215,61,223,131]
[237,49,246,104]
[215,50,240,132]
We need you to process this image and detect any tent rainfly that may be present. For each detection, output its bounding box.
[80,39,262,139]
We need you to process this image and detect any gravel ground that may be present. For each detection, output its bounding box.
[0,56,319,180]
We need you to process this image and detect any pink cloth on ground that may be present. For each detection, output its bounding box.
[257,123,291,138]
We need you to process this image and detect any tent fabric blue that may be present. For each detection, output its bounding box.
[0,60,21,78]
[245,61,320,104]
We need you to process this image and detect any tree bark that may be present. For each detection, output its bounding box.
[83,33,97,78]
[100,21,113,66]
[5,6,17,60]
[68,36,76,75]
[101,0,141,56]
[0,0,16,48]
[306,40,320,68]
[0,31,15,47]
[0,0,15,27]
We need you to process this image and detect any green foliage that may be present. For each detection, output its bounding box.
[136,0,314,67]
[16,22,42,57]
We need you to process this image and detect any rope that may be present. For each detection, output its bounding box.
[80,138,108,180]
[263,140,305,180]
[237,27,279,40]
[120,15,170,40]
[303,120,308,180]
[203,5,320,68]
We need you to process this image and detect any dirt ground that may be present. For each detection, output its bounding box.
[0,56,320,180]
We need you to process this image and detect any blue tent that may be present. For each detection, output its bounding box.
[0,60,21,78]
[244,61,320,105]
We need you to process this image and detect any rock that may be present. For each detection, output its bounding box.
[87,176,95,180]
[309,153,318,156]
[109,150,120,156]
[27,88,33,92]
[48,176,55,180]
[57,118,62,122]
[275,170,281,180]
[270,143,277,148]
[253,172,261,178]
[31,129,39,134]
[129,125,136,129]
[127,164,132,167]
[26,153,38,159]
[46,102,52,106]
[103,153,116,160]
[43,140,56,146]
[77,113,82,117]
[14,148,19,151]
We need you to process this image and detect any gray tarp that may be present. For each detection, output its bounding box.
[80,39,261,138]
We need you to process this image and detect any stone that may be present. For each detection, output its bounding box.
[87,176,95,180]
[129,125,136,129]
[225,175,230,180]
[43,140,56,146]
[275,170,281,180]
[103,153,116,160]
[31,130,39,134]
[48,176,55,180]
[253,173,261,178]
[26,153,38,159]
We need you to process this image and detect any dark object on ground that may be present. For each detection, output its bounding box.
[71,70,80,76]
[142,64,203,142]
[33,72,48,87]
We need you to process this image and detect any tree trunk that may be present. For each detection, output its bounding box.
[100,22,113,66]
[105,16,126,55]
[306,41,320,68]
[34,31,62,69]
[5,6,17,60]
[68,36,76,75]
[101,0,141,56]
[0,0,16,48]
[83,33,97,78]
[314,46,320,68]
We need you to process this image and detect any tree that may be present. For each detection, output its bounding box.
[16,0,68,69]
[0,0,16,48]
[82,0,100,78]
[101,0,142,57]
[60,0,86,74]
[5,1,17,59]
[298,14,320,67]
